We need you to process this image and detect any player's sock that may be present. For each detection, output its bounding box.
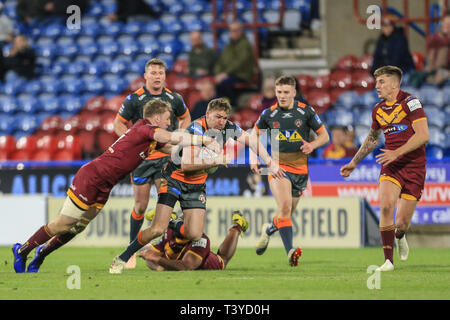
[231,223,242,233]
[40,232,76,258]
[380,225,395,264]
[273,217,293,254]
[129,209,144,243]
[170,220,185,238]
[18,225,54,258]
[265,216,279,236]
[395,228,405,239]
[119,231,148,262]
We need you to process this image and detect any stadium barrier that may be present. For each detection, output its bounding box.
[46,196,365,248]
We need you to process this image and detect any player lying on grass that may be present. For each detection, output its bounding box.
[138,211,248,271]
[12,100,220,273]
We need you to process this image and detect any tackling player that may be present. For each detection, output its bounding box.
[252,75,330,266]
[113,58,191,268]
[138,212,248,271]
[340,66,429,272]
[109,98,285,274]
[12,100,218,273]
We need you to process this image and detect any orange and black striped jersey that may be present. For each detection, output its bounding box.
[164,116,244,184]
[371,90,427,167]
[254,99,324,174]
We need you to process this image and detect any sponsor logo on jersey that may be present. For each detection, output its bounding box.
[270,109,279,118]
[273,121,280,128]
[295,119,302,127]
[191,238,207,248]
[165,92,174,100]
[199,194,206,204]
[191,123,204,135]
[383,124,408,135]
[296,108,305,115]
[282,113,293,118]
[275,130,303,142]
[126,94,132,101]
[138,94,147,101]
[407,99,422,112]
[314,114,322,124]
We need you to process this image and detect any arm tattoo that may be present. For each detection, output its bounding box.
[352,129,381,164]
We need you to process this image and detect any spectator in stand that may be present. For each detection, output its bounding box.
[188,31,218,79]
[370,15,415,75]
[424,13,450,85]
[260,76,277,110]
[344,125,358,151]
[0,35,36,81]
[214,21,255,107]
[0,4,14,49]
[322,126,358,159]
[108,0,157,23]
[17,0,89,24]
[190,80,217,120]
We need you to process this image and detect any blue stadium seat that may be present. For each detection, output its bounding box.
[424,106,445,128]
[85,78,106,95]
[0,115,16,135]
[190,1,209,15]
[39,96,60,114]
[110,58,131,75]
[58,43,79,59]
[0,96,18,114]
[186,19,206,32]
[23,80,43,96]
[120,41,141,57]
[36,43,59,59]
[51,60,69,76]
[58,95,84,114]
[61,78,85,95]
[41,77,63,94]
[418,86,444,107]
[42,23,65,39]
[4,78,25,95]
[79,42,100,58]
[87,60,108,76]
[283,9,302,30]
[137,34,157,44]
[106,78,128,95]
[130,56,149,73]
[86,2,105,18]
[335,91,360,109]
[99,41,122,57]
[123,21,145,37]
[144,20,163,36]
[156,54,174,70]
[66,60,89,76]
[359,90,379,107]
[15,115,39,135]
[161,39,183,57]
[168,2,185,16]
[354,124,370,146]
[17,95,41,114]
[77,35,95,46]
[325,109,354,127]
[428,126,446,146]
[426,145,444,160]
[164,20,185,36]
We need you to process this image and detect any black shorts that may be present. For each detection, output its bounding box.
[157,175,207,211]
[131,156,171,185]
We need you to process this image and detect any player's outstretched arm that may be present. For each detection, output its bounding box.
[149,252,202,271]
[340,128,381,177]
[181,146,230,172]
[154,129,221,154]
[241,129,285,179]
[300,127,330,155]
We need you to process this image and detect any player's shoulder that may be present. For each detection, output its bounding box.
[124,87,146,103]
[163,87,184,101]
[400,91,423,112]
[188,117,207,134]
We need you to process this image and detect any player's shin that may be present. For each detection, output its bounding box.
[380,225,395,264]
[119,231,149,262]
[18,225,54,258]
[129,209,145,243]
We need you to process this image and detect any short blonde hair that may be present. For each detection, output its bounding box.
[143,100,172,118]
[206,98,232,114]
[373,65,403,83]
[145,58,167,72]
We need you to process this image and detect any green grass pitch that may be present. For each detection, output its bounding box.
[1,247,449,300]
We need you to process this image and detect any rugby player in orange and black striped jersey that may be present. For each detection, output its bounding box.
[113,58,191,268]
[341,66,429,272]
[252,75,330,266]
[110,98,285,274]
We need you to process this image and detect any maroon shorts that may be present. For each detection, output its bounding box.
[67,163,113,210]
[379,164,426,201]
[200,252,225,270]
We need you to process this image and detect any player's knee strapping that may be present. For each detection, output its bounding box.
[69,217,92,234]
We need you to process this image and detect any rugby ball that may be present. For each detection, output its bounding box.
[198,147,219,174]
